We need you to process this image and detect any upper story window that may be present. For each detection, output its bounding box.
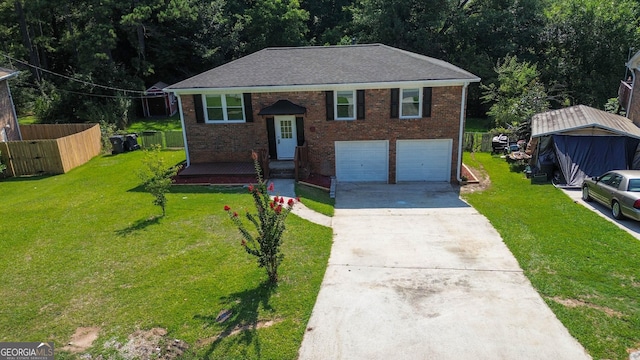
[390,87,431,119]
[335,90,356,120]
[204,94,245,123]
[400,88,422,118]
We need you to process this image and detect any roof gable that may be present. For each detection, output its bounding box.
[167,44,479,92]
[532,105,640,139]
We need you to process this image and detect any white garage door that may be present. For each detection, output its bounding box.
[335,140,389,182]
[396,139,452,182]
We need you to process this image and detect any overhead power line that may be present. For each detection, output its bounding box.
[1,52,149,96]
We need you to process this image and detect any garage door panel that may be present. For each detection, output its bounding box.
[335,141,388,182]
[397,139,452,182]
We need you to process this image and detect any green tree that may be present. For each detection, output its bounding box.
[242,0,309,53]
[138,145,178,216]
[540,0,640,107]
[481,56,549,128]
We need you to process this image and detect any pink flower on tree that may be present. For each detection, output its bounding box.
[233,212,238,218]
[275,205,282,214]
[279,197,284,204]
[248,184,254,192]
[287,198,294,207]
[268,182,275,191]
[224,205,230,211]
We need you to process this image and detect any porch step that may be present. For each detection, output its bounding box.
[269,160,295,179]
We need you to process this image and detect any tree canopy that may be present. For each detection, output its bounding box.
[1,0,638,126]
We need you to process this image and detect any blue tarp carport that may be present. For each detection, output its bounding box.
[530,105,640,187]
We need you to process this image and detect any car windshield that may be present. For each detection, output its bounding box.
[627,178,640,192]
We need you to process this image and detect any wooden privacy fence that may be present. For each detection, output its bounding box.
[0,124,101,177]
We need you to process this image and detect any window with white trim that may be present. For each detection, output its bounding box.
[335,90,356,120]
[203,94,245,123]
[400,88,422,118]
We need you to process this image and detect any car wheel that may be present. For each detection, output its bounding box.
[612,201,625,220]
[581,186,592,202]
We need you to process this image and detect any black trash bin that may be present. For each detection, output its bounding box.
[124,133,141,152]
[109,135,125,154]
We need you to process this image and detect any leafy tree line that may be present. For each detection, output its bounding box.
[1,0,638,127]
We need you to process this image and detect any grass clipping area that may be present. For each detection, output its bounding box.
[462,152,640,360]
[0,150,333,359]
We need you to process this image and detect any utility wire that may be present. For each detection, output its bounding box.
[1,52,149,96]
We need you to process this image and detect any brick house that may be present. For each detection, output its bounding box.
[0,67,21,142]
[165,44,479,183]
[621,50,640,126]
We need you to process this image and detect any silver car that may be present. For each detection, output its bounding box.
[581,170,640,221]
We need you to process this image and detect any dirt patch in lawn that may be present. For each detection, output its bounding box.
[66,327,189,360]
[460,154,492,195]
[61,327,100,353]
[551,297,624,318]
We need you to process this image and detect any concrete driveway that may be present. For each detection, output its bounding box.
[298,183,590,360]
[562,188,640,241]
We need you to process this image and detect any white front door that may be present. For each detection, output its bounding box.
[275,116,297,160]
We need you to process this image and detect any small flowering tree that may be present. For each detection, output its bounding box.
[225,152,297,284]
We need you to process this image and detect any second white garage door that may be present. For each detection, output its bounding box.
[396,139,452,182]
[335,140,388,182]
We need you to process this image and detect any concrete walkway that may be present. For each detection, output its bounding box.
[267,179,332,227]
[298,183,590,360]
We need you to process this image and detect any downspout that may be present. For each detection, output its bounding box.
[176,94,190,167]
[7,82,22,140]
[456,82,470,182]
[627,68,637,117]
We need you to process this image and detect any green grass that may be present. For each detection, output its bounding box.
[465,117,493,132]
[462,152,640,360]
[0,149,332,359]
[127,114,182,132]
[18,115,39,125]
[295,183,335,217]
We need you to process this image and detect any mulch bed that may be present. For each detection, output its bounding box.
[461,163,480,183]
[172,166,332,190]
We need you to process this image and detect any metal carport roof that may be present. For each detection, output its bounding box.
[531,105,640,139]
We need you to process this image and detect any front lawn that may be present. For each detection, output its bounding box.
[0,149,332,359]
[462,152,640,360]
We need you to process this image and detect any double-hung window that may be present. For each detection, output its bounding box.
[204,94,245,123]
[400,88,422,119]
[335,90,356,120]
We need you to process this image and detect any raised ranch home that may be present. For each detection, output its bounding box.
[165,44,480,183]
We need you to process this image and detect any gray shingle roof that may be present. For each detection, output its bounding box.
[166,44,479,91]
[532,105,640,139]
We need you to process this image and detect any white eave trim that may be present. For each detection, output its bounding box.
[0,70,19,82]
[163,78,481,95]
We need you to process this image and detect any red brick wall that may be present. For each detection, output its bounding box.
[181,86,464,182]
[629,69,640,127]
